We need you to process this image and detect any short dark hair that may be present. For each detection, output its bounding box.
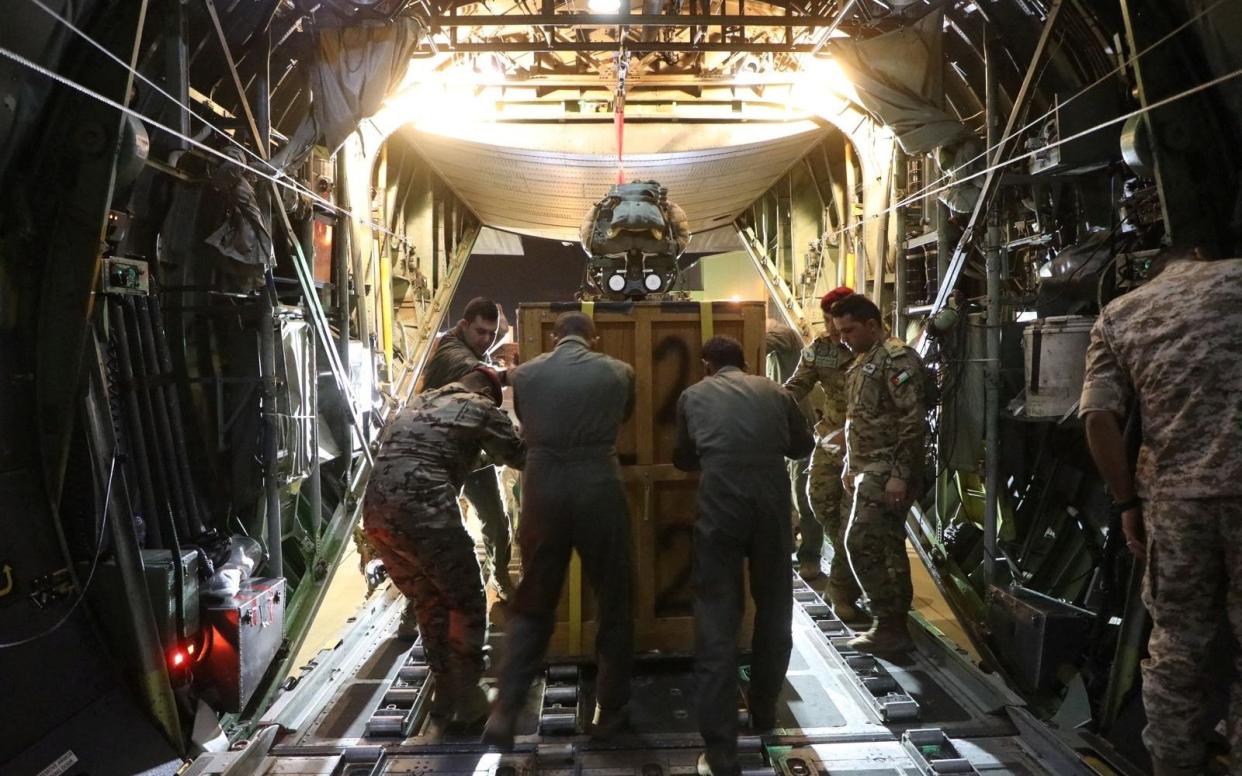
[554,311,595,340]
[701,336,746,370]
[462,297,499,323]
[830,294,882,323]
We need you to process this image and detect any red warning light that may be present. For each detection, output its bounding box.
[170,649,187,668]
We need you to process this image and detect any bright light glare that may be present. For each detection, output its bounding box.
[787,57,858,111]
[387,80,500,135]
[588,0,622,11]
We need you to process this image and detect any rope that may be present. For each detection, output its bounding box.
[10,3,409,246]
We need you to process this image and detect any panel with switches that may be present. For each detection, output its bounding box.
[102,256,150,295]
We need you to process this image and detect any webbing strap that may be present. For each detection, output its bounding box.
[568,551,583,654]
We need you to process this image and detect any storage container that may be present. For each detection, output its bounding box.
[1022,315,1094,418]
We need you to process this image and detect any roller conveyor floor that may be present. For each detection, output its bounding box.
[183,573,1095,776]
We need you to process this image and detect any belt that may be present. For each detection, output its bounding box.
[699,453,788,469]
[527,444,617,461]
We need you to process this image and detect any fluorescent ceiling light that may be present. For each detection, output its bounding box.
[588,0,621,12]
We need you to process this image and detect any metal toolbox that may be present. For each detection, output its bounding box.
[81,548,200,655]
[198,577,286,712]
[141,548,200,649]
[986,584,1093,694]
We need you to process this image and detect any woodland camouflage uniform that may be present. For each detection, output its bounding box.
[1080,257,1242,773]
[842,337,928,625]
[764,324,816,562]
[419,328,516,596]
[363,383,525,703]
[786,335,861,605]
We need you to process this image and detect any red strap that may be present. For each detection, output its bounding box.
[614,90,625,185]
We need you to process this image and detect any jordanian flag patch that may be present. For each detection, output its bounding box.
[890,370,912,387]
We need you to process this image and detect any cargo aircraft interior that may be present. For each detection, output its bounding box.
[1,0,1241,774]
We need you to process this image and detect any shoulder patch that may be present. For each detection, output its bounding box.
[890,370,912,387]
[861,363,878,376]
[813,338,842,368]
[800,345,817,364]
[882,338,908,359]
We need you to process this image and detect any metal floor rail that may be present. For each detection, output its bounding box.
[184,574,1097,775]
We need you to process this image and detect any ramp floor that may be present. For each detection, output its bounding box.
[185,569,1092,776]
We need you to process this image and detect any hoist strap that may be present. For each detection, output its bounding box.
[700,301,714,344]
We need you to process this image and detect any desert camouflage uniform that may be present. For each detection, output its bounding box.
[842,337,928,622]
[1079,258,1242,771]
[419,328,516,596]
[363,384,525,691]
[786,336,861,602]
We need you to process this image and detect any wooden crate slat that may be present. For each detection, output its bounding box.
[516,301,766,656]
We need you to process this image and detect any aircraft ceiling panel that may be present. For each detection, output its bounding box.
[402,125,828,241]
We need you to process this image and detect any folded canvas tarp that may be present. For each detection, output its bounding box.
[273,17,424,168]
[826,11,981,212]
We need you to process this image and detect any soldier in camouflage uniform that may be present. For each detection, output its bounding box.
[831,294,928,655]
[363,367,526,727]
[764,320,815,562]
[1080,252,1242,776]
[418,297,517,600]
[784,287,864,622]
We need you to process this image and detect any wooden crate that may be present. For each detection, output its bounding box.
[516,300,767,656]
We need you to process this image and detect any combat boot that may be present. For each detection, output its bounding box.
[490,572,515,603]
[396,600,419,640]
[747,704,776,732]
[428,675,455,719]
[697,752,742,776]
[846,617,914,655]
[481,705,517,751]
[826,589,867,625]
[452,680,492,730]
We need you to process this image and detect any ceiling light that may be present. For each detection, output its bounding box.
[786,57,858,111]
[588,0,621,13]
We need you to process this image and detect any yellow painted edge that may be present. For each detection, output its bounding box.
[378,242,394,376]
[699,300,714,344]
[569,551,583,655]
[581,300,595,318]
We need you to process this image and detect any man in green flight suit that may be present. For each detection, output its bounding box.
[674,336,815,776]
[483,311,637,748]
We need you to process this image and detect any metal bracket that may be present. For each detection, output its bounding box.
[901,728,979,775]
[791,575,920,722]
[365,639,434,737]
